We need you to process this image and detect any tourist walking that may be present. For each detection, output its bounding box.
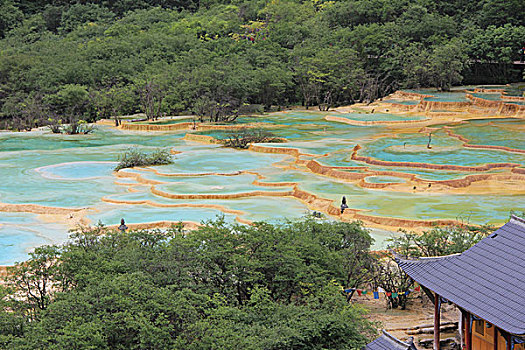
[340,196,348,214]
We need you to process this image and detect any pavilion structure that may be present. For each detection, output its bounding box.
[397,215,525,350]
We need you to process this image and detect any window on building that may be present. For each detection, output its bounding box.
[474,320,484,336]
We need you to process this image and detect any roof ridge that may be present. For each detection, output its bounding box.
[395,253,459,264]
[420,253,461,259]
[510,215,525,229]
[382,330,414,347]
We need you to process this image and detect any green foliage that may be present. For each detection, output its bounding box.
[6,245,64,316]
[59,4,115,34]
[388,224,494,259]
[366,223,494,310]
[479,0,525,28]
[115,147,173,171]
[0,0,523,128]
[368,256,413,310]
[44,84,89,115]
[221,128,284,149]
[43,84,93,133]
[428,39,467,90]
[62,120,96,135]
[0,218,376,349]
[179,284,372,350]
[0,0,23,38]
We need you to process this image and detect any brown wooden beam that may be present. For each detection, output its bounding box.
[465,313,472,350]
[494,327,498,350]
[421,285,435,303]
[462,311,468,349]
[434,292,440,350]
[461,312,465,349]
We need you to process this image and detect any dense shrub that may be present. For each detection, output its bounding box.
[221,128,284,149]
[115,147,173,171]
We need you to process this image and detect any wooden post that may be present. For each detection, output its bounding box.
[506,333,512,350]
[466,313,472,350]
[460,312,465,349]
[494,327,498,350]
[434,292,440,350]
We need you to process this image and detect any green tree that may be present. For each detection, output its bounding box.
[44,84,92,133]
[59,3,115,33]
[389,224,493,258]
[1,218,377,349]
[478,0,525,28]
[6,246,63,318]
[428,39,467,91]
[0,0,22,38]
[136,78,167,120]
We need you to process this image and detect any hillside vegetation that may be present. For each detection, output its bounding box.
[0,0,523,130]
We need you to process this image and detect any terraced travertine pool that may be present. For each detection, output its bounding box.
[1,87,524,264]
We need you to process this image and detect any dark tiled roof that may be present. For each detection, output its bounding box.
[397,216,525,336]
[365,330,417,350]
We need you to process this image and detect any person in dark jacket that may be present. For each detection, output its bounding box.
[340,196,349,214]
[118,218,128,232]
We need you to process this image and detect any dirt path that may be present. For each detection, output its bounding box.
[354,291,460,349]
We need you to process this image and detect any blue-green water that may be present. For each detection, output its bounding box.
[1,99,524,264]
[331,112,426,121]
[402,89,469,102]
[365,176,407,184]
[448,119,525,150]
[472,93,503,101]
[382,99,420,105]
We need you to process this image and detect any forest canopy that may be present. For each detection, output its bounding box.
[0,218,376,349]
[0,0,524,129]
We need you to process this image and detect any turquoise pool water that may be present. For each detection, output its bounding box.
[1,102,524,264]
[136,117,193,125]
[448,119,525,150]
[382,99,420,105]
[402,89,469,102]
[365,176,407,184]
[472,93,503,101]
[471,92,524,105]
[360,130,524,166]
[36,161,117,180]
[330,112,426,121]
[0,213,70,265]
[424,93,469,102]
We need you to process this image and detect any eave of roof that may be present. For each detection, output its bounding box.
[397,216,525,336]
[365,330,417,350]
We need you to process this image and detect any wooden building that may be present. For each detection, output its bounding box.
[397,215,525,350]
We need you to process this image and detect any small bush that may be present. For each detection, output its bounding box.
[48,124,62,133]
[47,120,96,134]
[115,147,173,171]
[221,128,284,149]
